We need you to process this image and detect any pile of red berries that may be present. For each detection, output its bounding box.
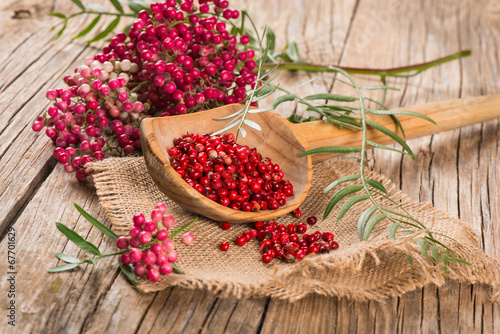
[219,214,340,263]
[117,202,195,282]
[168,132,294,211]
[32,0,257,181]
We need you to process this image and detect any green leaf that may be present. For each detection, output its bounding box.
[86,17,120,43]
[265,28,275,53]
[119,259,139,283]
[358,206,377,240]
[55,222,101,256]
[287,114,320,123]
[407,253,414,265]
[243,119,262,131]
[74,203,118,241]
[239,127,247,138]
[50,12,67,19]
[337,194,370,221]
[323,185,364,219]
[252,85,278,102]
[417,238,429,260]
[73,15,101,40]
[367,109,436,124]
[365,119,415,159]
[430,245,440,262]
[442,253,449,274]
[364,214,387,240]
[325,117,363,131]
[248,107,272,114]
[323,174,361,193]
[304,93,357,102]
[55,253,81,264]
[387,223,400,239]
[286,42,299,63]
[71,0,85,10]
[273,94,296,109]
[367,140,409,156]
[299,146,362,157]
[110,0,124,13]
[48,263,80,273]
[449,257,471,266]
[55,21,67,40]
[85,3,106,12]
[172,262,185,274]
[366,179,387,194]
[169,217,198,238]
[119,0,149,13]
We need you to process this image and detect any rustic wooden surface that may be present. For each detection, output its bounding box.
[0,0,499,333]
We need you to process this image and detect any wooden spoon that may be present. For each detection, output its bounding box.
[141,95,500,223]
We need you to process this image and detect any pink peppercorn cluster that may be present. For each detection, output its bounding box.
[116,202,195,282]
[219,215,340,263]
[169,132,294,211]
[32,0,257,181]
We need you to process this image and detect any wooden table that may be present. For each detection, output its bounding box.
[1,0,499,332]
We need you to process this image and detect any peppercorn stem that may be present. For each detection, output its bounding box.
[262,50,471,77]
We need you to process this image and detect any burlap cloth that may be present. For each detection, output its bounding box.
[87,157,500,301]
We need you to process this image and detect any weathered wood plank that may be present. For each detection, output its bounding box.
[0,0,498,333]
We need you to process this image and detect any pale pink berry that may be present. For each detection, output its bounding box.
[151,243,163,256]
[151,209,163,223]
[181,232,195,246]
[120,253,132,265]
[116,236,129,249]
[129,237,141,248]
[133,213,146,227]
[129,248,143,262]
[134,263,147,276]
[162,214,175,228]
[143,220,157,232]
[156,229,168,241]
[142,251,156,265]
[160,263,173,275]
[155,202,167,215]
[163,239,174,251]
[138,231,152,244]
[146,268,160,282]
[129,226,141,238]
[167,250,178,263]
[156,254,168,266]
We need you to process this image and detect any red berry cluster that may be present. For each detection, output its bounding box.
[32,0,257,181]
[219,214,340,264]
[117,202,194,282]
[168,133,294,211]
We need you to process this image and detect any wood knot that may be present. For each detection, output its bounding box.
[12,9,31,19]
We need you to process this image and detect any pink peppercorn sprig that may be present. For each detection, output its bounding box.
[48,202,197,284]
[117,202,198,282]
[34,0,258,181]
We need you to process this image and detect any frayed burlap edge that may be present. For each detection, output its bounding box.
[87,157,500,302]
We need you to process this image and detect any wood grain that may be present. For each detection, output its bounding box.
[0,0,498,333]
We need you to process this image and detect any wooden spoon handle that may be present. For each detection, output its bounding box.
[291,95,500,163]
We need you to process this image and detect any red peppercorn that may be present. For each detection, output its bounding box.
[297,223,307,234]
[221,222,231,230]
[220,242,229,251]
[292,208,302,218]
[262,254,272,263]
[306,216,318,226]
[235,236,246,246]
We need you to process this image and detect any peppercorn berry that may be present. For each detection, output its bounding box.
[169,133,294,212]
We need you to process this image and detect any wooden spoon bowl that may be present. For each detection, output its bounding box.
[141,95,500,223]
[140,104,311,223]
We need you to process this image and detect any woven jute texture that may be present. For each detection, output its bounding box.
[87,157,500,301]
